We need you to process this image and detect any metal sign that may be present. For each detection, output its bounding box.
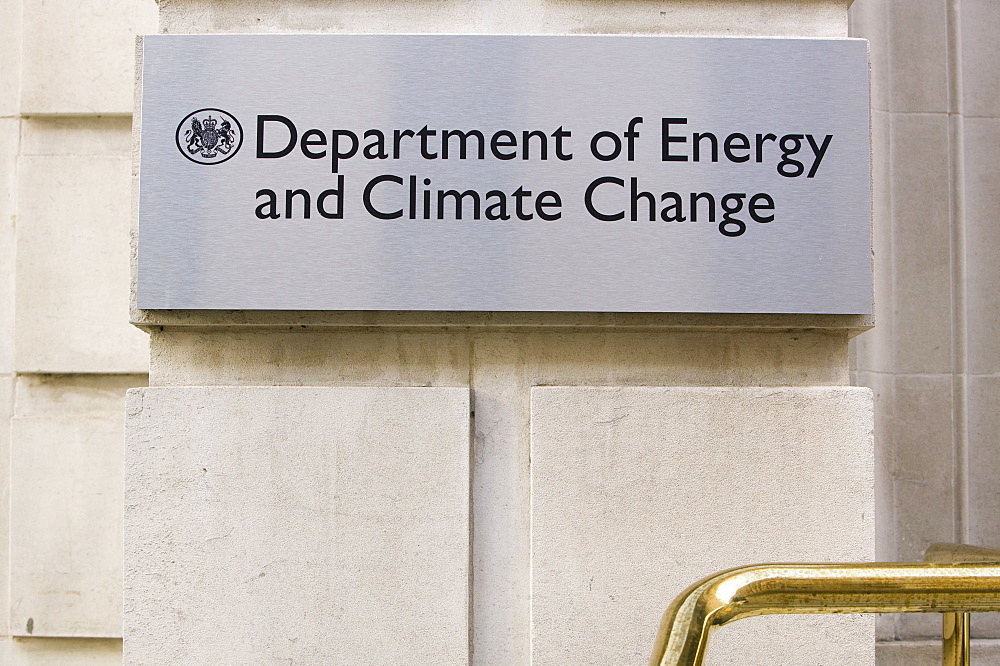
[137,35,871,313]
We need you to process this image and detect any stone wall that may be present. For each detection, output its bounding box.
[125,2,875,665]
[850,0,1000,661]
[0,0,156,662]
[12,0,999,664]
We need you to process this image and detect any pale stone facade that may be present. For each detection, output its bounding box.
[0,1,996,665]
[126,387,471,665]
[127,3,875,665]
[849,0,1000,662]
[1,0,157,663]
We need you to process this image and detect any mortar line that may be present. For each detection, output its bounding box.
[946,0,969,544]
[467,332,476,666]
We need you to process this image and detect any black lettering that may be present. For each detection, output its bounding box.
[393,129,415,159]
[409,175,417,219]
[749,193,775,223]
[724,133,751,163]
[522,130,548,160]
[417,125,438,160]
[590,130,621,161]
[661,118,688,162]
[630,177,655,222]
[552,126,573,161]
[625,117,642,161]
[659,192,686,222]
[441,129,485,160]
[584,177,625,221]
[300,129,327,159]
[363,174,403,220]
[285,189,311,219]
[535,191,562,221]
[484,191,510,220]
[330,130,358,174]
[317,176,345,219]
[256,115,297,159]
[437,189,481,220]
[693,132,718,162]
[806,134,833,178]
[512,186,533,220]
[690,192,716,222]
[491,131,517,160]
[423,178,431,219]
[255,189,280,219]
[778,134,805,177]
[719,193,747,237]
[363,130,388,159]
[755,133,777,163]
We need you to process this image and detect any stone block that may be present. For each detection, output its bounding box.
[20,0,157,114]
[960,0,1000,118]
[14,138,148,373]
[9,375,144,638]
[21,117,133,156]
[157,0,849,38]
[125,386,470,666]
[149,328,851,389]
[876,640,1000,666]
[0,375,12,637]
[852,109,892,375]
[0,0,22,118]
[968,376,1000,548]
[963,118,1000,374]
[848,0,888,112]
[889,112,953,374]
[886,0,948,113]
[855,372,895,559]
[854,370,896,643]
[887,374,957,640]
[1,638,123,665]
[530,386,874,666]
[0,119,16,373]
[0,0,20,117]
[888,375,955,562]
[140,328,849,666]
[148,328,472,388]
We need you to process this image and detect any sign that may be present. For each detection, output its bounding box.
[137,35,871,313]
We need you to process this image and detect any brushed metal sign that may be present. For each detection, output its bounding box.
[137,35,871,313]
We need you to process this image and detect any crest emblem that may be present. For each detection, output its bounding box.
[175,108,243,164]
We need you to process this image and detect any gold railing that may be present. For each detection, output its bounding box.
[649,544,1000,666]
[924,543,1000,664]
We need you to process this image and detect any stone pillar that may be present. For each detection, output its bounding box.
[2,0,155,663]
[126,1,874,665]
[850,0,1000,662]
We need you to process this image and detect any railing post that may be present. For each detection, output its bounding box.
[942,612,970,666]
[924,543,1000,666]
[649,562,1000,666]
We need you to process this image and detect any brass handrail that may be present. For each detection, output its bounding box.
[648,562,1000,666]
[924,543,1000,666]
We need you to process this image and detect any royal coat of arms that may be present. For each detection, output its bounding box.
[185,114,237,159]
